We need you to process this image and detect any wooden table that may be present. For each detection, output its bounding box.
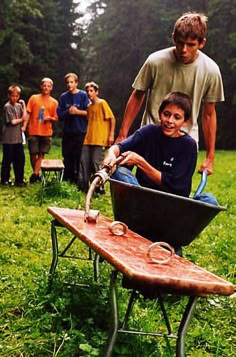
[41,159,64,186]
[47,207,234,357]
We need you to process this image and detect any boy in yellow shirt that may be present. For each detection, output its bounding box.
[79,82,116,193]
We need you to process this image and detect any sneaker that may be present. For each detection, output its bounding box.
[30,174,39,183]
[1,180,14,186]
[15,180,27,187]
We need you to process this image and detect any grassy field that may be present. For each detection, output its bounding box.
[0,141,235,356]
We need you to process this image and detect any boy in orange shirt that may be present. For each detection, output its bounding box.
[79,81,116,193]
[23,78,58,183]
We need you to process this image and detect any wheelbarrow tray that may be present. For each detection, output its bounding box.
[110,178,226,247]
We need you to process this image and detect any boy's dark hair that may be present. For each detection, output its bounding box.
[85,81,99,91]
[173,12,207,43]
[159,92,192,121]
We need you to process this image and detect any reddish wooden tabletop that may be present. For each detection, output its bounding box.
[48,207,234,297]
[41,159,64,171]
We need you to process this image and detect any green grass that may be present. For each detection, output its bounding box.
[0,141,235,356]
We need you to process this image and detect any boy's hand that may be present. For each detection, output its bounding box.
[19,99,26,108]
[69,105,78,114]
[103,152,117,168]
[43,116,51,122]
[118,151,141,166]
[108,134,115,146]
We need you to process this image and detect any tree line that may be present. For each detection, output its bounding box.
[0,0,235,148]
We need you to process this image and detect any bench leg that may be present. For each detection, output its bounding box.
[176,296,198,357]
[104,270,119,357]
[120,289,138,329]
[48,220,59,288]
[59,168,64,182]
[93,253,100,283]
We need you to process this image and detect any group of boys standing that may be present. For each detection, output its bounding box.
[0,74,116,191]
[57,73,116,194]
[1,11,224,200]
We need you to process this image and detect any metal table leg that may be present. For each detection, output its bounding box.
[48,219,101,288]
[104,270,199,357]
[176,296,198,357]
[104,270,119,357]
[48,220,59,288]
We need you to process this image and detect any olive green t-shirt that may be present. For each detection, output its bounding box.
[133,47,224,144]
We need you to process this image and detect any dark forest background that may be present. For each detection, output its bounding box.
[0,0,235,148]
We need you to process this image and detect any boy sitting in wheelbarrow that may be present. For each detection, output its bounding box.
[103,91,197,198]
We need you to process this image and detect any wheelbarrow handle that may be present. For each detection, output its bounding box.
[193,170,208,198]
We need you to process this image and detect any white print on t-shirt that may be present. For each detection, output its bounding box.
[163,157,174,167]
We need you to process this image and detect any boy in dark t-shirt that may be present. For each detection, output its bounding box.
[103,92,197,197]
[1,85,27,186]
[57,73,90,183]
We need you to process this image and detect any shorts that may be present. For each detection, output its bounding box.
[28,135,52,154]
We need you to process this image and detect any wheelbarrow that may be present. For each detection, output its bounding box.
[84,162,226,248]
[109,176,226,247]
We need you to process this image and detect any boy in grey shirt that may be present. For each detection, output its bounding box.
[1,85,27,186]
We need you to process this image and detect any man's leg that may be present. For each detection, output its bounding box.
[92,146,106,194]
[13,144,25,183]
[30,154,37,171]
[34,136,52,177]
[1,144,12,184]
[34,153,45,176]
[78,145,91,192]
[29,153,40,183]
[28,136,38,179]
[74,133,86,184]
[62,135,75,182]
[92,146,104,173]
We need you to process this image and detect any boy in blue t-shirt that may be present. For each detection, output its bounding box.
[103,92,197,197]
[57,73,90,183]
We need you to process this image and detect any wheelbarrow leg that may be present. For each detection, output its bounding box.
[176,296,198,357]
[103,270,119,357]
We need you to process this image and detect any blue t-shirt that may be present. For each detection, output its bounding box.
[57,90,90,134]
[118,124,197,197]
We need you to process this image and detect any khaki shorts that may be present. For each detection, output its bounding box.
[28,136,52,154]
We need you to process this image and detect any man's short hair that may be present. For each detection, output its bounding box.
[173,12,208,43]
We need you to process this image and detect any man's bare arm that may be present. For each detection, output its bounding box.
[115,89,146,143]
[199,102,217,175]
[21,112,30,132]
[108,116,116,146]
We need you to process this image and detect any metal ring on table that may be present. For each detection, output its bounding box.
[109,221,128,236]
[147,241,174,265]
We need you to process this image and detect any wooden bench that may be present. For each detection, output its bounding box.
[41,159,64,187]
[47,207,234,357]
